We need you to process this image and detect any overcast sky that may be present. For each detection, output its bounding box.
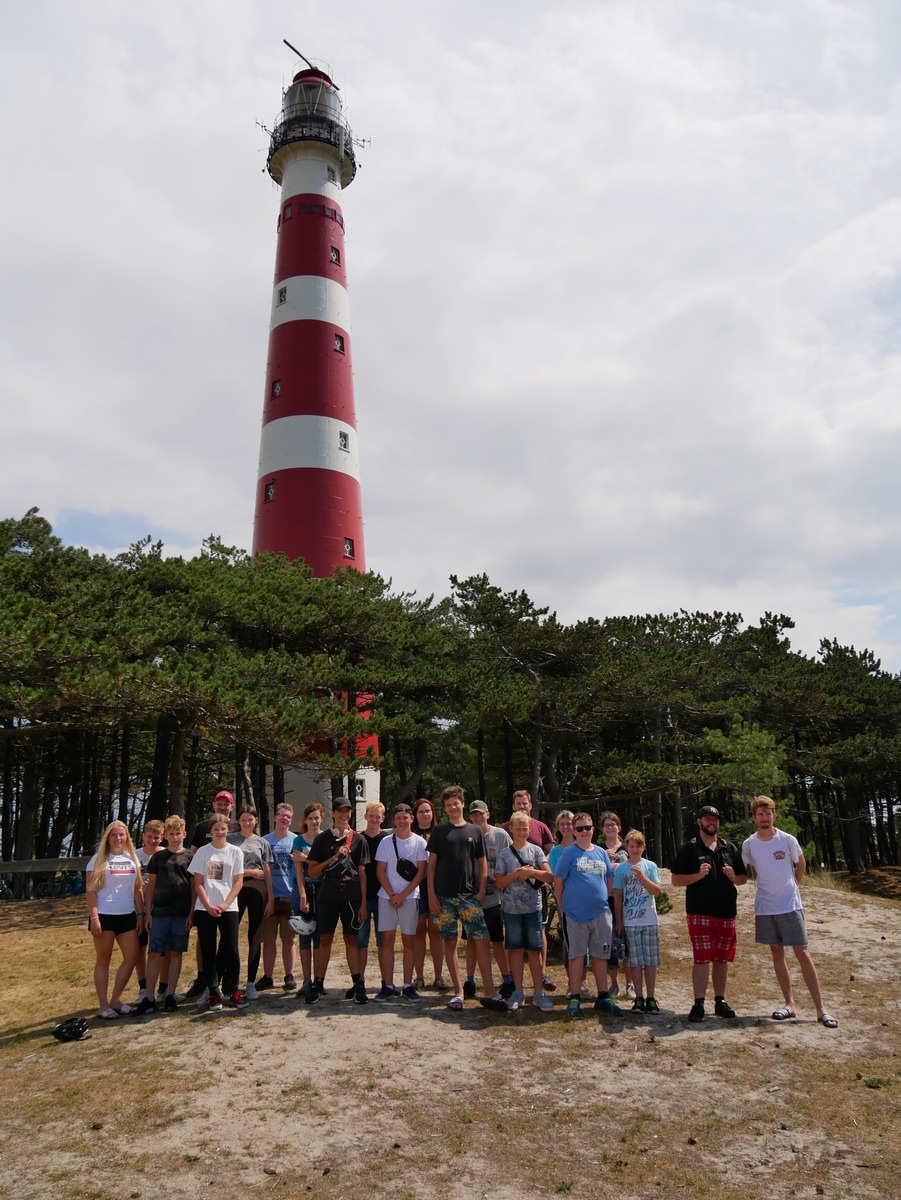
[2,0,900,669]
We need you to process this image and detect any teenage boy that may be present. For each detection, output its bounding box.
[258,803,305,992]
[495,811,554,1011]
[184,790,239,1001]
[189,814,248,1010]
[427,785,506,1011]
[464,801,514,1000]
[553,813,623,1018]
[742,797,838,1028]
[671,805,747,1022]
[613,830,663,1014]
[502,790,555,993]
[357,801,388,991]
[139,816,194,1013]
[135,820,165,1003]
[306,798,370,1004]
[373,803,429,1000]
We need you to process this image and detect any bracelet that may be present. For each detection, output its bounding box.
[137,911,145,916]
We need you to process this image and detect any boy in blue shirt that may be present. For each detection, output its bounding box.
[613,830,663,1014]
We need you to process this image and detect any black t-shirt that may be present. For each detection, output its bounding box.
[428,822,486,897]
[147,848,194,917]
[361,832,387,901]
[671,836,745,918]
[189,819,239,850]
[308,828,370,905]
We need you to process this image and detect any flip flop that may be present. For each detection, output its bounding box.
[771,1007,797,1020]
[110,1003,132,1015]
[818,1012,838,1028]
[446,996,464,1011]
[99,1009,119,1020]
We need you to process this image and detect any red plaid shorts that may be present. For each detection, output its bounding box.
[686,914,737,964]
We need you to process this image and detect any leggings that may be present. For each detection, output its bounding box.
[195,910,240,995]
[237,887,265,983]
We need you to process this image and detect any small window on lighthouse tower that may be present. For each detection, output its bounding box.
[334,333,345,353]
[327,166,337,182]
[277,286,287,305]
[264,482,276,503]
[344,537,355,559]
[338,431,349,451]
[271,380,281,398]
[330,246,341,264]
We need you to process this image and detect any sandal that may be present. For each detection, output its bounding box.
[99,1009,119,1020]
[771,1007,797,1021]
[446,996,464,1011]
[413,977,426,990]
[111,1003,132,1015]
[433,977,450,992]
[818,1012,838,1028]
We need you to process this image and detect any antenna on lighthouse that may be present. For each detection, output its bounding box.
[283,38,315,73]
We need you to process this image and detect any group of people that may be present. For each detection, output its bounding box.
[84,786,837,1028]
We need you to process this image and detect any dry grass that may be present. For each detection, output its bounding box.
[1,882,900,1200]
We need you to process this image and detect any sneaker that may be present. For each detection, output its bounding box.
[228,991,250,1009]
[134,995,156,1016]
[373,985,397,1001]
[626,983,637,1000]
[532,992,554,1013]
[244,982,259,1001]
[542,974,557,993]
[194,987,210,1008]
[594,995,624,1016]
[353,981,368,1004]
[135,988,148,1003]
[401,984,422,1002]
[163,993,177,1014]
[689,1001,705,1023]
[645,997,660,1014]
[508,989,526,1011]
[607,981,620,999]
[714,998,736,1019]
[345,984,358,1000]
[255,975,274,991]
[208,990,223,1012]
[462,978,477,999]
[565,995,582,1019]
[283,974,297,992]
[305,982,321,1004]
[631,996,646,1013]
[184,976,206,1001]
[580,979,590,996]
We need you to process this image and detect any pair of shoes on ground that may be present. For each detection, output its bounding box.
[689,998,736,1022]
[206,990,249,1011]
[344,982,368,1004]
[771,1005,838,1028]
[631,996,661,1014]
[373,984,399,1001]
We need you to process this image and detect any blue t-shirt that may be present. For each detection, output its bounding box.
[554,843,613,922]
[264,832,297,900]
[612,858,661,927]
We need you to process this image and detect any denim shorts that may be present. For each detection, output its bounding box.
[148,914,190,954]
[503,909,543,952]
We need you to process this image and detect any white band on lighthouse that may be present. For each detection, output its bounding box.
[270,275,350,331]
[257,414,361,480]
[280,158,343,202]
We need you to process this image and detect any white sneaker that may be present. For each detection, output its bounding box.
[245,982,259,1000]
[136,988,147,1003]
[580,979,590,996]
[626,983,637,1000]
[508,989,525,1011]
[607,981,620,999]
[196,987,210,1007]
[533,992,554,1012]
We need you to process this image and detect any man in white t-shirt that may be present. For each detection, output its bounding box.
[373,804,429,1001]
[742,797,837,1029]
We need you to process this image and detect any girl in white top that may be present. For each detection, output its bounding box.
[189,815,246,1008]
[85,821,144,1018]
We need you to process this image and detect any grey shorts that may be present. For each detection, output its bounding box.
[755,910,808,947]
[566,911,612,961]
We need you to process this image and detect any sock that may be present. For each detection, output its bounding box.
[466,974,475,984]
[138,978,146,990]
[351,973,362,985]
[598,991,609,999]
[714,995,724,1002]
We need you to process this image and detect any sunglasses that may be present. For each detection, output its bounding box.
[574,825,593,833]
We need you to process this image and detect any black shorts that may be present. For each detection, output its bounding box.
[483,904,504,943]
[318,898,363,937]
[95,912,138,935]
[138,927,149,947]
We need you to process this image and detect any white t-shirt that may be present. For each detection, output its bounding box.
[86,853,139,915]
[742,829,803,916]
[375,832,429,900]
[189,842,244,912]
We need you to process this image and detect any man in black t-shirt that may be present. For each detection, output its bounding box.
[427,786,505,1011]
[306,798,370,1004]
[671,805,747,1023]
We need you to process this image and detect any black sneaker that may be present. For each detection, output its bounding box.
[689,1001,705,1023]
[184,976,206,1001]
[345,984,358,1000]
[163,993,177,1014]
[462,978,477,999]
[645,997,660,1014]
[305,982,321,1004]
[714,998,736,1019]
[373,985,397,1001]
[283,974,297,992]
[353,981,368,1004]
[401,984,422,1002]
[135,995,156,1016]
[255,975,275,991]
[157,982,167,996]
[499,979,515,1000]
[631,996,646,1013]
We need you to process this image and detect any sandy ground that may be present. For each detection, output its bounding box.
[1,874,899,1200]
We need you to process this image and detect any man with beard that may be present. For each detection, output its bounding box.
[671,805,747,1023]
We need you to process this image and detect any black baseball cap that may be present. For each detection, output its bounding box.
[332,798,353,812]
[697,805,721,819]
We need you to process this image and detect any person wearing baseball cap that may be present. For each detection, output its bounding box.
[671,803,747,1023]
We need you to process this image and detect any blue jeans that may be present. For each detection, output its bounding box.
[355,897,383,949]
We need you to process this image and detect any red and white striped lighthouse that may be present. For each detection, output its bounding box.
[252,62,365,573]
